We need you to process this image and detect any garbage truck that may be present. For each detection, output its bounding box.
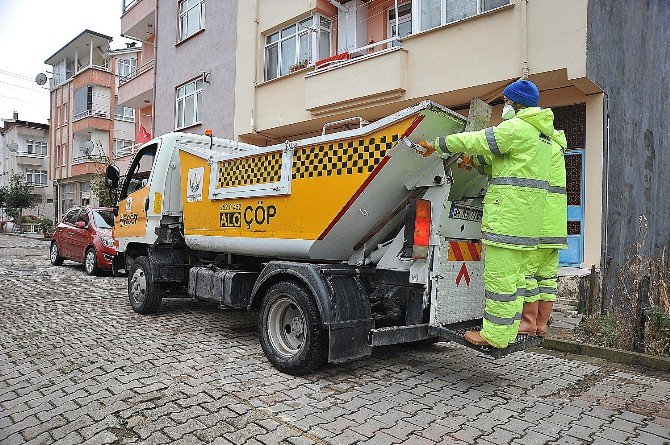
[105,100,542,375]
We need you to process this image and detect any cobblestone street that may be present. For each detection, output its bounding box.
[1,235,669,445]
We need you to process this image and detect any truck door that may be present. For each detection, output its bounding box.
[115,144,157,240]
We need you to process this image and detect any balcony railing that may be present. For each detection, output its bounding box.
[72,155,107,165]
[73,108,110,122]
[114,143,142,159]
[51,64,112,90]
[122,0,140,13]
[119,59,154,86]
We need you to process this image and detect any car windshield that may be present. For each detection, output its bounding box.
[92,210,114,229]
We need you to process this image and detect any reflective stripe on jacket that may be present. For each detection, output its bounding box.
[539,129,568,249]
[435,107,555,250]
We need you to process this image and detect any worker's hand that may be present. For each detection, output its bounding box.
[417,140,436,158]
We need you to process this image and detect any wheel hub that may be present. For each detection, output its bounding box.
[267,298,306,358]
[130,268,147,304]
[85,251,95,272]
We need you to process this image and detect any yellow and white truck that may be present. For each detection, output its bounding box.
[106,101,541,375]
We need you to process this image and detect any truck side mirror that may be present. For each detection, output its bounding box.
[105,165,120,189]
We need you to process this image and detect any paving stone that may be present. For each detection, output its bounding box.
[0,236,669,445]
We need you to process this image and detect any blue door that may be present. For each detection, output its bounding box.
[559,149,584,266]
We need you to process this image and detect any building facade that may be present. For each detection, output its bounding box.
[0,113,53,222]
[232,0,603,273]
[119,0,157,175]
[121,0,239,139]
[45,30,141,220]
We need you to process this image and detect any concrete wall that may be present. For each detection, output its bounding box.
[154,0,238,138]
[586,1,670,307]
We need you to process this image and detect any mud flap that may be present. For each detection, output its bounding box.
[428,320,544,359]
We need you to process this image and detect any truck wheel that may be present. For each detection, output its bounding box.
[259,282,327,376]
[85,248,100,276]
[128,256,162,314]
[50,241,64,266]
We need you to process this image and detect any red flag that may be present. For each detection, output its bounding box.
[136,125,151,144]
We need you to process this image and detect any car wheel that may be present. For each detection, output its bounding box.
[259,281,327,376]
[85,248,100,276]
[128,256,163,314]
[50,241,64,266]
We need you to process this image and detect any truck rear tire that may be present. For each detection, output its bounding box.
[259,281,327,376]
[128,256,163,314]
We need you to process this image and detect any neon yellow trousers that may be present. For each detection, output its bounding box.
[481,245,531,348]
[523,249,559,303]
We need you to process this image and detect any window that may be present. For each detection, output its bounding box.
[416,0,508,31]
[388,3,413,46]
[26,140,48,156]
[122,145,157,198]
[114,97,135,122]
[175,77,203,129]
[26,170,48,186]
[179,0,205,41]
[62,143,67,166]
[73,86,93,120]
[92,210,114,229]
[264,15,332,81]
[64,207,80,225]
[117,58,137,78]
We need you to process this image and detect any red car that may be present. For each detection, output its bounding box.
[50,206,117,275]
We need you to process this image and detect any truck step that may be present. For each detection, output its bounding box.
[428,322,544,359]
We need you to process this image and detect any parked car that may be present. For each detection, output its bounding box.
[50,206,117,276]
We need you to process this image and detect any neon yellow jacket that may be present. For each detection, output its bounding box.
[539,129,568,249]
[435,108,555,250]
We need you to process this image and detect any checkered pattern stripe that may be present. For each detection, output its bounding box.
[216,151,283,189]
[292,134,399,180]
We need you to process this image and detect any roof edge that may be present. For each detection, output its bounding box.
[44,29,113,65]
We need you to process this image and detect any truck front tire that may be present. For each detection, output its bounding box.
[259,281,327,376]
[128,256,163,314]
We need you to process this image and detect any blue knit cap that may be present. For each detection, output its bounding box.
[503,79,539,107]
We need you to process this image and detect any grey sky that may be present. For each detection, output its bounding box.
[0,0,132,125]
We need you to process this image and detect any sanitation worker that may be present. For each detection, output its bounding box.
[420,79,554,349]
[517,128,568,338]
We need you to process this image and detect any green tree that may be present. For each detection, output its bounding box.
[0,186,7,211]
[6,174,38,220]
[89,154,118,207]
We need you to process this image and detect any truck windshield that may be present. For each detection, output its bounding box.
[124,145,157,197]
[92,210,115,229]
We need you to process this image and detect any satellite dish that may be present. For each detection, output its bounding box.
[35,73,48,86]
[8,143,18,153]
[82,140,94,156]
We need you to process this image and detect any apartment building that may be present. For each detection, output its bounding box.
[0,113,53,221]
[45,30,140,220]
[121,0,237,140]
[122,0,669,307]
[119,0,157,174]
[234,0,601,272]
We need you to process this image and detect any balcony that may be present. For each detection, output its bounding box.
[121,0,156,41]
[117,60,154,109]
[72,107,113,134]
[305,47,407,116]
[16,153,47,166]
[71,156,107,177]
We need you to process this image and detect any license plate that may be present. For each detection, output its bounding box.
[449,203,482,221]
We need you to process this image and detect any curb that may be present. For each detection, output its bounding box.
[540,338,670,372]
